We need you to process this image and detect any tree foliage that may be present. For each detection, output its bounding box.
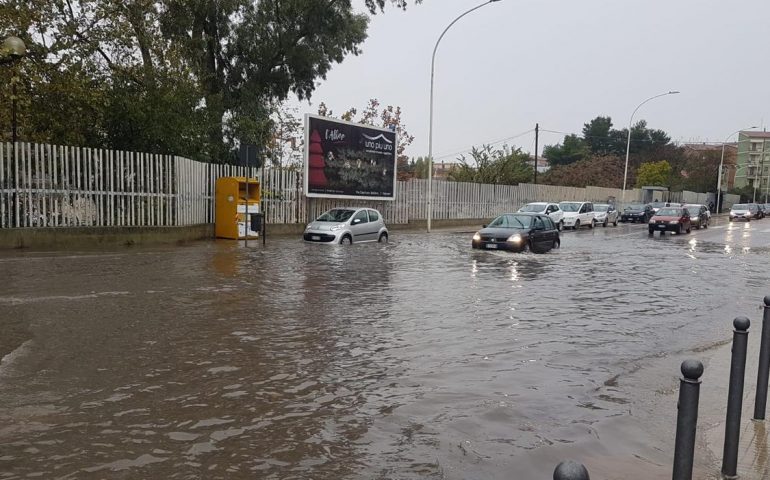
[448,145,533,185]
[635,160,672,187]
[1,0,421,162]
[541,155,625,188]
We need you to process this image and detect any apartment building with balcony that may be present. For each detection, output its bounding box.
[735,131,770,192]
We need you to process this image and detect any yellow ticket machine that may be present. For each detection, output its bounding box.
[215,177,261,239]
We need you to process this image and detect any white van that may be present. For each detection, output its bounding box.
[558,201,595,230]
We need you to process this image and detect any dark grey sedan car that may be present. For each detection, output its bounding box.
[471,213,560,253]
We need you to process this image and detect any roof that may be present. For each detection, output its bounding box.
[741,131,770,138]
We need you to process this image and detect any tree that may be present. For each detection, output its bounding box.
[448,145,533,185]
[0,0,422,161]
[317,99,415,180]
[543,134,588,166]
[582,116,613,155]
[635,160,672,187]
[542,155,625,188]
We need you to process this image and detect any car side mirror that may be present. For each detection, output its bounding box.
[482,224,487,228]
[352,218,361,225]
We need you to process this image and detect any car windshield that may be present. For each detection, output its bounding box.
[487,214,532,229]
[595,205,609,212]
[732,204,749,210]
[685,206,700,212]
[518,204,546,213]
[656,208,682,216]
[316,209,355,222]
[559,202,581,212]
[625,205,644,211]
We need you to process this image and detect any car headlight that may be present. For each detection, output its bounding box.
[305,224,312,231]
[472,232,481,241]
[669,220,679,224]
[649,220,655,224]
[507,234,522,243]
[330,224,345,231]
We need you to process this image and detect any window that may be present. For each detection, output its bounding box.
[534,217,546,230]
[352,210,369,224]
[542,217,555,230]
[586,203,593,212]
[579,204,586,214]
[368,210,379,222]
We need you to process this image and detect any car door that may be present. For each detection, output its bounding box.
[542,216,557,248]
[532,216,548,250]
[368,209,383,238]
[350,209,371,242]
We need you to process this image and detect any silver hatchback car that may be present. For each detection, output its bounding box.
[303,207,389,244]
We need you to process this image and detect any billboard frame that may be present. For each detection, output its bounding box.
[303,113,398,201]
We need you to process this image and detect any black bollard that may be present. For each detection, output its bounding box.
[672,359,704,480]
[754,296,770,420]
[722,317,750,479]
[553,460,590,480]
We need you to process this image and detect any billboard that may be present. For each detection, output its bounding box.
[304,114,398,200]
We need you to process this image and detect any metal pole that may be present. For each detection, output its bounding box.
[11,76,17,145]
[244,172,249,247]
[721,317,751,479]
[621,91,679,205]
[717,142,726,214]
[553,461,590,480]
[754,296,770,420]
[672,359,704,480]
[427,0,501,233]
[533,123,539,185]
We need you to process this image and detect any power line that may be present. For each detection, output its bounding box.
[433,128,535,161]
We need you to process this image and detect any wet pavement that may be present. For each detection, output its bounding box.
[1,217,770,479]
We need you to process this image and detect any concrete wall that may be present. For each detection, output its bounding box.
[0,225,214,250]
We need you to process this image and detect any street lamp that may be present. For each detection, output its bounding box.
[621,91,679,205]
[717,126,757,213]
[427,0,502,233]
[1,36,27,146]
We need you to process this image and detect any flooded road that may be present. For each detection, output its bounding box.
[1,218,769,479]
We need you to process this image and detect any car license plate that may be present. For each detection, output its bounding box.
[485,243,498,249]
[657,225,666,229]
[311,235,320,241]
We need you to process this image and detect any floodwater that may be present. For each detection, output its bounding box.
[1,220,769,479]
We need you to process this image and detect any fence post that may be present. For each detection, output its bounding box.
[672,359,704,480]
[722,317,750,479]
[553,460,590,480]
[754,296,770,420]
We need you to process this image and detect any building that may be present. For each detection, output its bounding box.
[683,142,737,191]
[735,131,770,197]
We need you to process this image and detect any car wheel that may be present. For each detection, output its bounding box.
[574,220,580,230]
[686,225,691,233]
[557,220,563,231]
[553,238,560,249]
[589,219,595,229]
[378,232,388,243]
[676,225,682,235]
[603,219,608,227]
[613,218,618,227]
[340,235,352,245]
[648,227,654,235]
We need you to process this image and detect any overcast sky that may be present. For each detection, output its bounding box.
[295,0,769,162]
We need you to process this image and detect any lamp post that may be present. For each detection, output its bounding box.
[621,91,679,205]
[1,36,27,146]
[427,0,502,233]
[717,127,757,214]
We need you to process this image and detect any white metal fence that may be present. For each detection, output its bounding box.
[0,142,736,229]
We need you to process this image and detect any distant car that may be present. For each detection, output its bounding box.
[518,202,565,230]
[559,201,595,230]
[757,204,767,219]
[648,206,692,235]
[304,207,388,244]
[685,204,710,229]
[621,204,653,223]
[472,213,560,253]
[729,204,755,222]
[593,204,619,227]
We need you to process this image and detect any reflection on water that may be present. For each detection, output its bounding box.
[0,228,769,479]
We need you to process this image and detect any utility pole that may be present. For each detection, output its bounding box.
[754,139,765,203]
[533,123,539,184]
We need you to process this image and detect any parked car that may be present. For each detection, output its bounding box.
[593,204,619,227]
[304,207,388,244]
[648,206,692,235]
[472,213,560,253]
[518,202,565,230]
[559,201,595,230]
[685,204,710,229]
[729,204,756,222]
[757,204,767,219]
[621,204,654,223]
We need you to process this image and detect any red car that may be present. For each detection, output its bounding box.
[648,207,692,235]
